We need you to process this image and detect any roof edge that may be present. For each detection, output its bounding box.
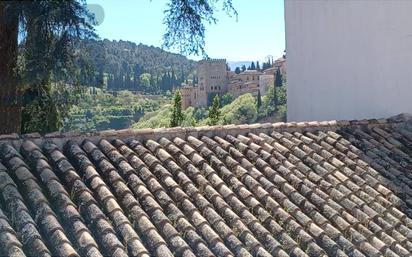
[0,113,410,148]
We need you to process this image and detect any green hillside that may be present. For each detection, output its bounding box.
[83,39,197,93]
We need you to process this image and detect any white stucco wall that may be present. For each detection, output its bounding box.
[285,0,412,121]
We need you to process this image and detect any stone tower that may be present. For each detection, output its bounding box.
[197,59,228,106]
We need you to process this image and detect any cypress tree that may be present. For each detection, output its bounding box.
[170,90,184,127]
[273,69,281,110]
[208,95,221,125]
[257,90,262,109]
[275,67,283,87]
[250,61,256,70]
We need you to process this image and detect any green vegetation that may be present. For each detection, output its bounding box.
[162,0,237,56]
[132,91,286,130]
[260,85,287,122]
[221,93,235,106]
[63,85,287,132]
[208,95,221,125]
[0,1,96,134]
[170,91,184,127]
[63,89,167,132]
[133,106,201,129]
[1,0,236,134]
[276,68,283,88]
[235,59,272,73]
[220,94,258,125]
[257,91,262,109]
[0,0,288,136]
[83,39,197,93]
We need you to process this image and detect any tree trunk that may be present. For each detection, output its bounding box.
[0,3,21,134]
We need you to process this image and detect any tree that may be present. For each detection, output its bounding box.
[221,93,234,106]
[262,61,271,71]
[250,61,256,70]
[0,1,96,134]
[275,67,283,87]
[162,0,237,56]
[256,61,261,71]
[272,68,284,111]
[0,4,19,133]
[241,65,246,72]
[170,90,184,127]
[234,67,241,74]
[256,90,262,109]
[220,94,257,125]
[273,78,278,109]
[208,95,221,125]
[139,73,152,91]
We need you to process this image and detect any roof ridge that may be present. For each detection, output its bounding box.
[0,113,410,145]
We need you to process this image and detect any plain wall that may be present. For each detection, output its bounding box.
[285,0,412,121]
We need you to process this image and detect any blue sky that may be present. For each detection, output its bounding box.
[90,0,285,62]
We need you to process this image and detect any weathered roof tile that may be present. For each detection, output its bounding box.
[2,116,412,256]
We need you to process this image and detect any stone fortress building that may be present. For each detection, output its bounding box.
[181,57,286,109]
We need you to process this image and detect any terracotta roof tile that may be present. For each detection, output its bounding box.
[1,115,412,256]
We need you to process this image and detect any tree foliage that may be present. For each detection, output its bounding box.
[275,67,283,88]
[261,59,272,70]
[220,94,257,125]
[257,90,262,109]
[208,95,221,125]
[170,90,184,127]
[63,89,163,131]
[248,61,256,70]
[83,39,196,93]
[132,90,287,129]
[139,73,152,91]
[262,85,286,117]
[220,93,234,106]
[0,0,96,133]
[162,0,237,56]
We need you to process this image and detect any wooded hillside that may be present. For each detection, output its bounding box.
[83,39,197,93]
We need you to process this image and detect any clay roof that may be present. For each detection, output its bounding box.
[238,70,263,75]
[1,114,412,257]
[263,67,276,73]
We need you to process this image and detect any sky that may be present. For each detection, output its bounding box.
[90,0,285,62]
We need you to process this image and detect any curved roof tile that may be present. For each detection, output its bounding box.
[0,114,411,256]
